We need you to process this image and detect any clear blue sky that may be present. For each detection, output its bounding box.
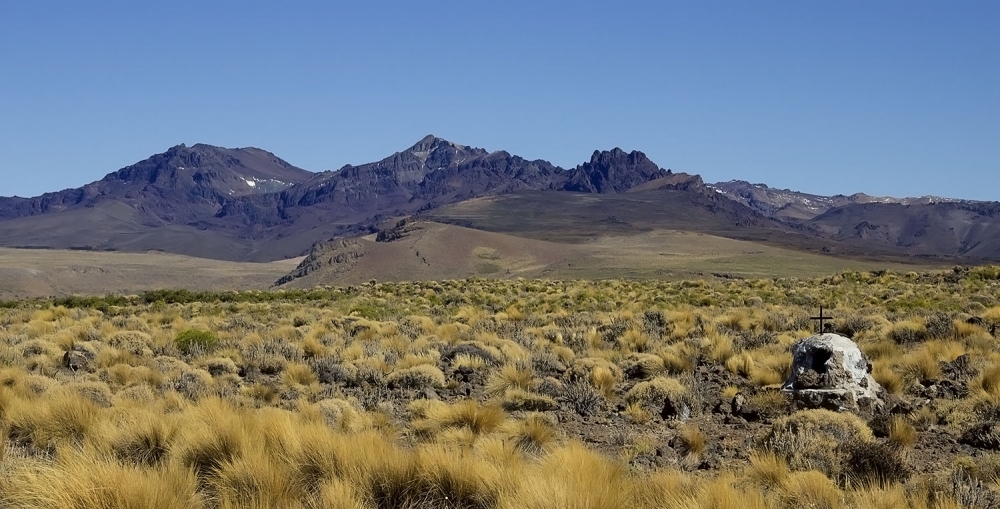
[2,1,997,200]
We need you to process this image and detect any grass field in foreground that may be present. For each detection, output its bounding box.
[1,267,1000,507]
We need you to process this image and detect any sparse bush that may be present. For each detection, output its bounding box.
[172,369,213,400]
[835,315,874,338]
[108,331,152,356]
[925,312,956,340]
[888,321,927,345]
[840,439,910,484]
[564,381,602,416]
[761,409,874,477]
[386,364,445,390]
[500,388,558,412]
[626,376,688,414]
[174,329,218,354]
[312,357,357,386]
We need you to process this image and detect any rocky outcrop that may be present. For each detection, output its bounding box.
[782,333,886,418]
[560,148,666,194]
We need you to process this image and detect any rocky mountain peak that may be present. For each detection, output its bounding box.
[563,148,666,193]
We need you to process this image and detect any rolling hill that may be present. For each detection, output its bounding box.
[274,219,938,288]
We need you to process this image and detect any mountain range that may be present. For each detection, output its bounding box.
[2,136,998,271]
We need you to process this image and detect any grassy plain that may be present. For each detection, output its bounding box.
[0,247,301,299]
[1,267,1000,507]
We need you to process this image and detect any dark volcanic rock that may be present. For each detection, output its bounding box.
[0,144,311,223]
[561,148,666,193]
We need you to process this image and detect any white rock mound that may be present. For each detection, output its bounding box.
[782,333,886,417]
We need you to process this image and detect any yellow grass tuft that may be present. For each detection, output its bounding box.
[888,416,918,449]
[677,425,708,458]
[485,364,535,397]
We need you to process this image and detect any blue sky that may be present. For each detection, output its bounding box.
[1,1,997,200]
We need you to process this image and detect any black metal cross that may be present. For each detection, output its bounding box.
[810,306,833,333]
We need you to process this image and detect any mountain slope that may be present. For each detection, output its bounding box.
[0,137,671,261]
[194,137,674,259]
[808,201,1000,260]
[213,136,669,230]
[710,180,975,221]
[0,143,312,224]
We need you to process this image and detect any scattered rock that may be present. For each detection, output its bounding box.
[62,348,95,373]
[661,396,691,421]
[782,333,886,418]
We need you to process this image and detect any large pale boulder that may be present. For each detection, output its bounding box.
[782,333,886,417]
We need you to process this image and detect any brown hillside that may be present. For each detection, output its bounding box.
[277,220,937,288]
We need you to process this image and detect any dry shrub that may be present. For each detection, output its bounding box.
[618,328,652,353]
[172,369,214,400]
[655,473,769,509]
[5,388,100,451]
[748,390,791,417]
[725,352,754,377]
[316,398,367,432]
[706,334,736,363]
[626,377,687,408]
[108,331,153,356]
[746,451,790,488]
[862,339,902,362]
[197,357,239,377]
[761,409,873,477]
[500,389,558,412]
[888,320,928,345]
[620,353,666,380]
[453,353,487,370]
[718,310,752,332]
[843,440,910,485]
[68,381,113,407]
[564,381,602,416]
[386,364,445,390]
[106,415,178,467]
[212,450,302,508]
[661,348,696,374]
[901,349,942,381]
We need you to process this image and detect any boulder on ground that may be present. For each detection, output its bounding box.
[782,333,886,418]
